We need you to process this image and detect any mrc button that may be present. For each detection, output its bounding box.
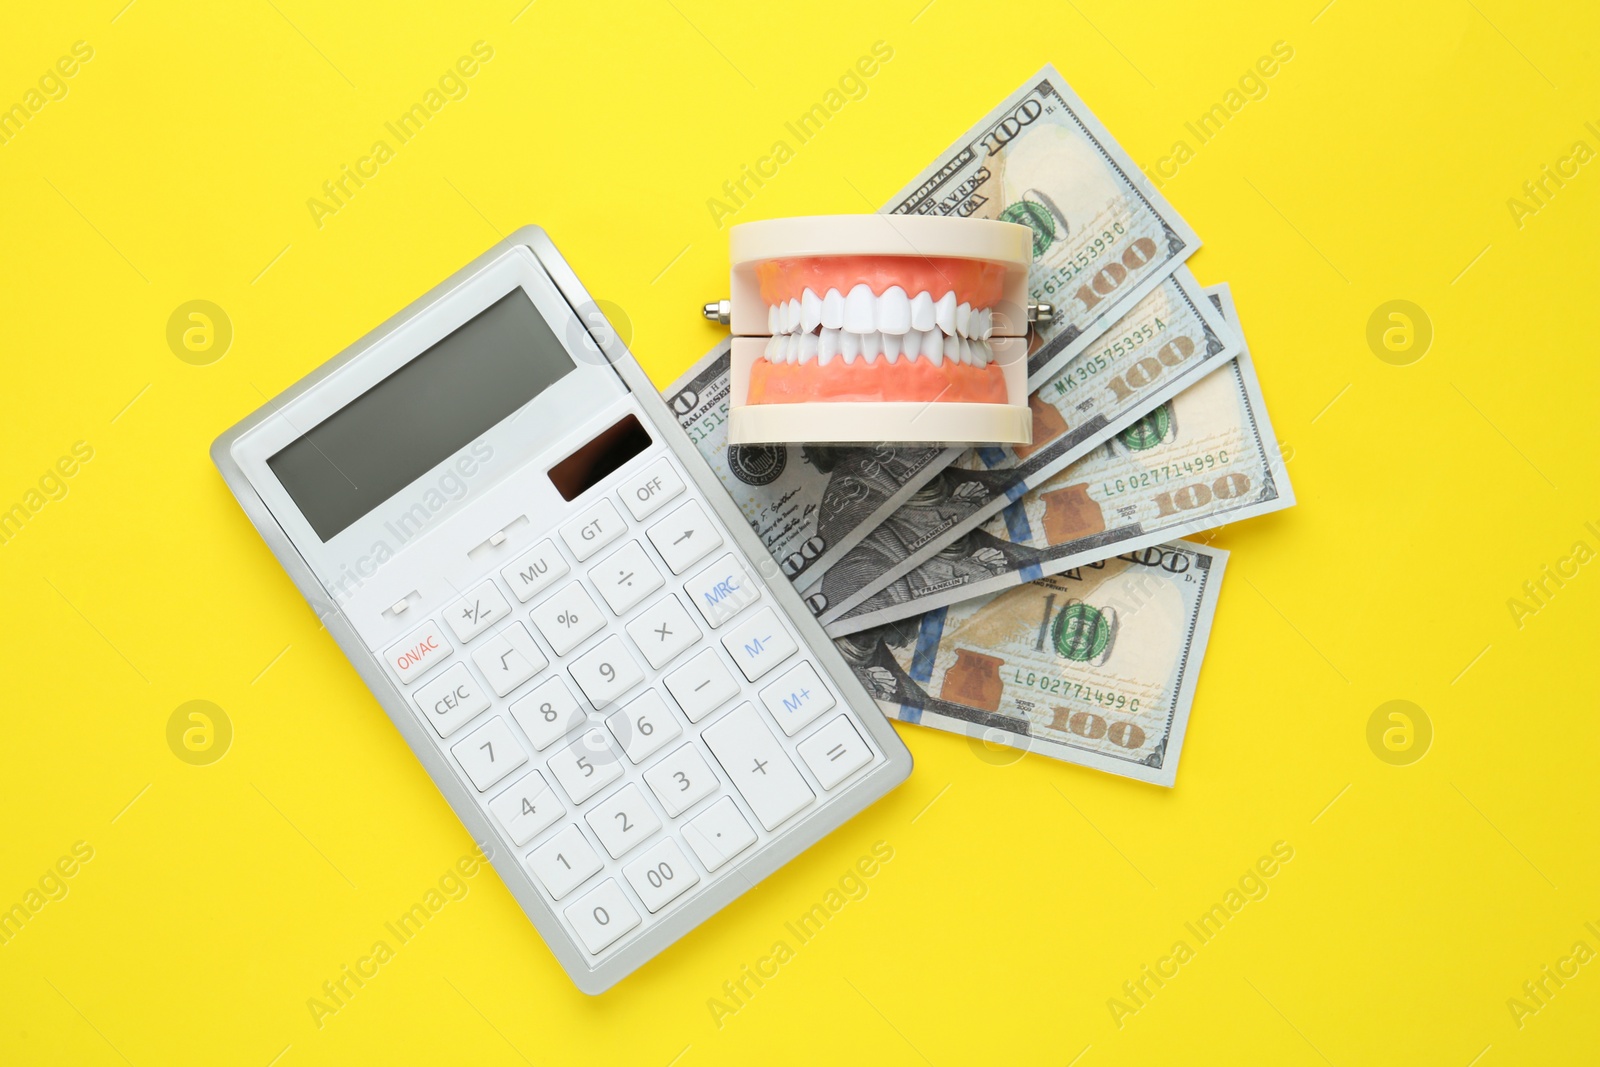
[684,553,758,628]
[385,621,452,684]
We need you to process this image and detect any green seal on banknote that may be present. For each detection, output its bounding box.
[999,200,1058,258]
[1053,600,1113,663]
[1117,404,1173,451]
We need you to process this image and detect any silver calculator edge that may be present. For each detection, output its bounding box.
[208,226,914,994]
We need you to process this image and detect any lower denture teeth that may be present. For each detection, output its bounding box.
[861,331,882,362]
[799,332,819,363]
[921,329,943,364]
[819,327,840,363]
[882,332,901,362]
[944,333,960,363]
[840,329,861,363]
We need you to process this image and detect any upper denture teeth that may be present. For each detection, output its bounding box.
[799,332,819,363]
[768,305,778,335]
[977,307,992,340]
[788,298,801,333]
[956,302,971,338]
[822,288,844,330]
[935,291,957,335]
[844,284,875,333]
[801,288,822,333]
[910,291,935,332]
[877,286,910,334]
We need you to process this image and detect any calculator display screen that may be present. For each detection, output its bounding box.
[268,286,573,540]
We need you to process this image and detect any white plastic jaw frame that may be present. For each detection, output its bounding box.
[721,214,1037,446]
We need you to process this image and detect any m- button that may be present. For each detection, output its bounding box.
[618,458,684,521]
[561,498,625,562]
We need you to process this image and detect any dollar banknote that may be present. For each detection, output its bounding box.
[797,266,1237,618]
[834,539,1226,786]
[884,64,1200,389]
[666,64,1198,586]
[824,286,1294,634]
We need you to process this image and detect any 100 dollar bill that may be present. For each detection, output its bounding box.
[667,65,1198,588]
[826,286,1293,634]
[835,539,1226,786]
[799,266,1237,618]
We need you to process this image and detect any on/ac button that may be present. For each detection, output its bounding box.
[618,458,684,521]
[385,621,452,684]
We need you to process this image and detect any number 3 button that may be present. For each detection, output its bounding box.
[643,744,719,817]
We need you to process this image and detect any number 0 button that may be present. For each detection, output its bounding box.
[565,879,641,954]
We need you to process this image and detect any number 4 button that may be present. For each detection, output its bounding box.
[489,771,565,846]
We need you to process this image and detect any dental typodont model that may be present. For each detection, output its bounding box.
[703,215,1039,445]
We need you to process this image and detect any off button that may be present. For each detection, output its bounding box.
[618,458,684,521]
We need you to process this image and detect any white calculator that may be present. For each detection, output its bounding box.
[212,228,912,993]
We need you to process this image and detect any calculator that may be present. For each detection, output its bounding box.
[211,228,912,993]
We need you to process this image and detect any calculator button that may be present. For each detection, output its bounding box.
[470,622,549,697]
[569,635,645,710]
[589,541,664,615]
[702,704,814,831]
[759,661,836,736]
[546,729,625,804]
[444,581,511,642]
[500,539,570,603]
[385,621,451,684]
[565,879,641,954]
[605,689,682,764]
[489,771,564,846]
[510,676,587,751]
[684,554,759,628]
[683,797,758,872]
[585,783,663,858]
[527,825,603,900]
[796,716,872,790]
[531,582,605,656]
[643,745,720,817]
[624,838,700,913]
[625,595,701,670]
[414,663,491,738]
[618,458,684,521]
[561,498,626,561]
[663,649,740,723]
[450,716,528,792]
[721,608,797,682]
[647,500,723,574]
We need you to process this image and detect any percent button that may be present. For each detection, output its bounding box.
[533,581,605,656]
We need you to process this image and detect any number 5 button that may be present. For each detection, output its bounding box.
[546,729,623,804]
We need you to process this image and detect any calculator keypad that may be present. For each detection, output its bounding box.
[383,449,883,962]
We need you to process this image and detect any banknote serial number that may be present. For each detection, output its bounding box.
[1038,223,1127,292]
[684,407,726,447]
[1104,449,1233,495]
[1051,317,1169,396]
[1013,671,1140,715]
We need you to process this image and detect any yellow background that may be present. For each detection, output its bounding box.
[3,0,1597,1062]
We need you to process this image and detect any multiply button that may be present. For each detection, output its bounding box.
[647,500,722,574]
[444,580,511,642]
[385,621,451,684]
[413,663,491,738]
[561,498,625,562]
[684,553,758,628]
[618,458,684,521]
[721,608,797,682]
